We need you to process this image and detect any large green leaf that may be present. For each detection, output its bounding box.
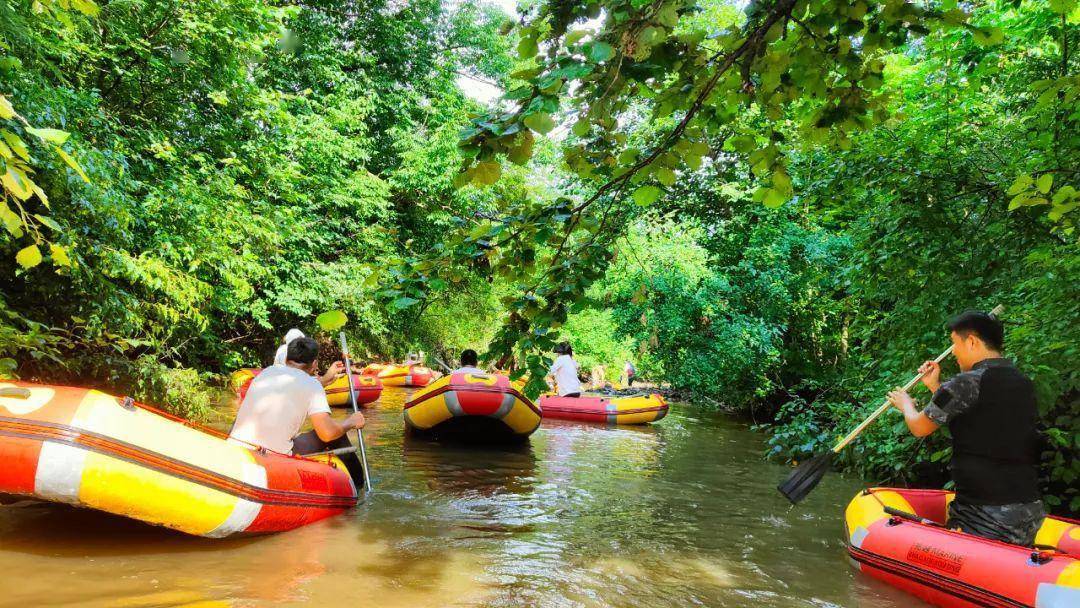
[316,310,348,331]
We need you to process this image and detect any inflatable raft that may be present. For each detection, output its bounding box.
[324,374,382,407]
[404,372,541,442]
[378,363,434,388]
[845,488,1080,608]
[0,382,357,537]
[231,368,380,406]
[538,393,668,425]
[360,363,390,377]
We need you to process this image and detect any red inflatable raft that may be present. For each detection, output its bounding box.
[538,393,668,425]
[0,382,357,537]
[845,488,1080,608]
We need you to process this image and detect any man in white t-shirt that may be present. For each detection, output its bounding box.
[230,337,364,454]
[546,342,583,397]
[452,349,486,375]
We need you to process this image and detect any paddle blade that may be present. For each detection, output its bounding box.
[777,451,835,505]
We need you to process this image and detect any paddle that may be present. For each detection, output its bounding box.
[778,305,1004,505]
[339,332,373,493]
[429,354,453,374]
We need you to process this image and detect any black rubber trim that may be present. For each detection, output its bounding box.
[847,544,1029,608]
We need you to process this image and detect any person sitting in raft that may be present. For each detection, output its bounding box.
[886,310,1044,546]
[273,328,346,387]
[230,337,365,455]
[547,342,583,398]
[453,349,485,375]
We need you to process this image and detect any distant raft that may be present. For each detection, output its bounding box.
[845,487,1080,608]
[0,382,357,538]
[378,363,434,388]
[403,373,541,442]
[360,363,390,377]
[538,393,668,425]
[231,368,380,406]
[324,374,382,407]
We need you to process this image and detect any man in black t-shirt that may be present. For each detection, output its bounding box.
[886,310,1044,546]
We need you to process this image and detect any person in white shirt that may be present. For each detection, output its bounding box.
[453,349,486,375]
[271,328,345,386]
[230,337,364,454]
[547,342,583,397]
[273,328,305,366]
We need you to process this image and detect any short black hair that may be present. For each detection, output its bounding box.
[286,336,320,365]
[554,341,573,356]
[461,349,478,367]
[947,310,1004,351]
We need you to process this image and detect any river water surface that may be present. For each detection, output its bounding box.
[0,387,924,607]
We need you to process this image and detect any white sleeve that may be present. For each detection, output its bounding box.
[307,388,331,416]
[549,359,562,376]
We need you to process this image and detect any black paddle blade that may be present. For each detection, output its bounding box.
[777,451,835,505]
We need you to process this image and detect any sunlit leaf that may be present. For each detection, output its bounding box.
[1036,173,1053,194]
[15,244,42,269]
[49,243,71,267]
[632,185,662,206]
[1,167,33,200]
[523,112,556,135]
[25,128,70,145]
[53,146,90,183]
[316,309,348,331]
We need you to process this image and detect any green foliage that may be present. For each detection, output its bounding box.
[0,0,518,414]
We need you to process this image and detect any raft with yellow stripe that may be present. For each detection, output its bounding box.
[378,363,434,388]
[324,374,382,407]
[403,373,541,442]
[231,368,381,406]
[538,393,668,425]
[845,488,1080,608]
[0,382,357,538]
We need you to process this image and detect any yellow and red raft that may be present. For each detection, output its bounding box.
[0,382,357,538]
[231,368,381,406]
[403,372,541,442]
[845,488,1080,608]
[538,393,668,425]
[323,374,382,407]
[377,363,434,388]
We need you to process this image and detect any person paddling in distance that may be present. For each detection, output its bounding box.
[886,310,1044,546]
[547,341,583,398]
[273,328,347,387]
[453,349,485,375]
[230,337,365,455]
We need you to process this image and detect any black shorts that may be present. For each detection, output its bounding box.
[947,499,1045,546]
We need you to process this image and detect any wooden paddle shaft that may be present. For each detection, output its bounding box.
[831,345,954,453]
[830,304,1003,453]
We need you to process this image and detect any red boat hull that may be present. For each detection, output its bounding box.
[845,488,1080,608]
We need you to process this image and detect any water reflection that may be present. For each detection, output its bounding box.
[0,388,927,607]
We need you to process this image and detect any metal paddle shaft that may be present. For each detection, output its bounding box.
[339,332,373,493]
[430,354,453,374]
[778,304,1004,504]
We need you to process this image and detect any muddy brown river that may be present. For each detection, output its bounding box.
[0,388,926,607]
